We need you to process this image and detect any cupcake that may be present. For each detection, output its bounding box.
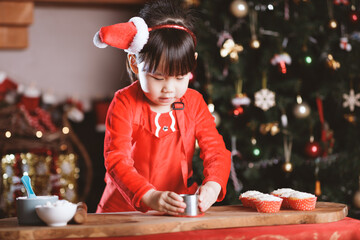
[253,194,283,213]
[288,191,317,211]
[271,188,295,197]
[271,188,296,209]
[239,190,263,208]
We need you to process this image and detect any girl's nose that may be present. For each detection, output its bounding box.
[162,81,175,93]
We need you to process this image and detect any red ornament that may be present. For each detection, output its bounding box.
[350,11,359,23]
[233,106,244,116]
[305,141,322,158]
[333,0,349,5]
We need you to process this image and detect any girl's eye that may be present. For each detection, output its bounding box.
[149,74,164,80]
[176,76,184,80]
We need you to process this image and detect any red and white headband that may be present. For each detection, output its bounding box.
[93,17,196,54]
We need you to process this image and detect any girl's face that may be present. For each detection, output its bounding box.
[137,61,191,113]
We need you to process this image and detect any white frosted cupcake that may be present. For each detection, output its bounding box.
[253,194,283,213]
[271,188,295,196]
[239,190,263,208]
[271,188,296,209]
[288,191,317,211]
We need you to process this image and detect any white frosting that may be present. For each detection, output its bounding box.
[241,190,262,198]
[272,188,295,195]
[255,194,282,202]
[289,191,315,199]
[280,191,298,198]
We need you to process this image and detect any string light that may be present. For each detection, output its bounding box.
[36,131,43,138]
[311,145,319,153]
[62,127,70,134]
[250,39,260,49]
[282,162,293,172]
[208,103,215,113]
[329,19,337,29]
[351,12,358,22]
[251,137,260,157]
[233,106,244,116]
[253,147,261,156]
[305,56,312,64]
[5,131,11,138]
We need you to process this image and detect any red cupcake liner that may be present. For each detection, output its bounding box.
[280,197,291,209]
[271,193,291,209]
[240,197,258,209]
[288,197,317,211]
[240,197,251,208]
[254,199,282,213]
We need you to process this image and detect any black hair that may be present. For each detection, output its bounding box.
[128,0,197,81]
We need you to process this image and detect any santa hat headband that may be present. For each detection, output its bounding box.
[93,17,196,54]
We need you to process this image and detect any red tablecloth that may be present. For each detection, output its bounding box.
[58,217,360,240]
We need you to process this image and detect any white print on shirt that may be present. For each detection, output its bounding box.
[154,111,176,138]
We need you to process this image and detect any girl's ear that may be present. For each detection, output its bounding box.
[195,52,198,60]
[127,54,139,74]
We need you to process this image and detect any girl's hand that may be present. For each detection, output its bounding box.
[142,189,186,215]
[198,181,221,212]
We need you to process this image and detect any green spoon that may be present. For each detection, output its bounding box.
[21,175,37,198]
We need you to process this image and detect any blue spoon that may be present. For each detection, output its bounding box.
[21,175,37,199]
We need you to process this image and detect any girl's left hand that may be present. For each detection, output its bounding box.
[198,181,221,212]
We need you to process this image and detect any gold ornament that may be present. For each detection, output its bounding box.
[326,54,340,70]
[220,39,243,61]
[230,0,249,18]
[259,122,280,136]
[344,113,356,123]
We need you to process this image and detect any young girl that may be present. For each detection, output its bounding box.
[93,0,231,215]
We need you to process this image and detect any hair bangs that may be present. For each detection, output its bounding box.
[139,29,196,76]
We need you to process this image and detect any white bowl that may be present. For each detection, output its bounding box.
[16,195,59,225]
[35,200,77,227]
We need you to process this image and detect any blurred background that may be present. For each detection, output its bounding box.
[1,0,360,219]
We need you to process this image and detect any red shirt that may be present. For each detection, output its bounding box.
[97,81,231,213]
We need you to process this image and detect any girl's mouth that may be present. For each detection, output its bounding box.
[159,97,174,103]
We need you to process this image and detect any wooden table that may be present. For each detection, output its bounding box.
[0,202,351,240]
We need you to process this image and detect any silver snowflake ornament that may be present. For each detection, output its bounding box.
[343,89,360,112]
[254,88,276,111]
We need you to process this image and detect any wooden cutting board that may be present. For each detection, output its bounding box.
[0,202,348,240]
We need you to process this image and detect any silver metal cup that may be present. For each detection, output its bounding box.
[180,194,199,216]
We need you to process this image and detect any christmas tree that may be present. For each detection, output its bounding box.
[187,0,360,218]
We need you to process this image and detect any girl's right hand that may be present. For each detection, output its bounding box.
[142,189,186,215]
